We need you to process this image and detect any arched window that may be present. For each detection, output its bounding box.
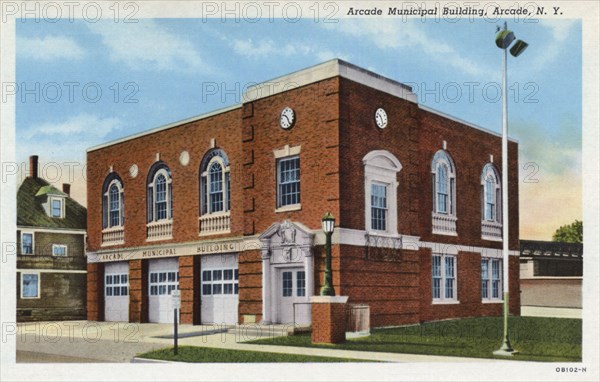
[102,173,124,229]
[362,150,402,235]
[200,149,230,216]
[431,150,456,216]
[147,163,172,223]
[481,163,501,223]
[431,150,457,235]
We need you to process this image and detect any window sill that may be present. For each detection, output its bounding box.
[481,235,503,242]
[482,299,503,304]
[101,241,125,247]
[431,299,460,305]
[146,236,173,242]
[275,204,301,213]
[432,230,458,237]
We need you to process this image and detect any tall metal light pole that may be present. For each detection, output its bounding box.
[320,212,336,296]
[493,22,528,357]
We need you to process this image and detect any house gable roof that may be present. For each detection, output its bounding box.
[17,177,86,230]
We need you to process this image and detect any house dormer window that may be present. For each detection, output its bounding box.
[50,196,65,218]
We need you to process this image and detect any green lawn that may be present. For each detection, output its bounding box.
[249,316,582,362]
[138,346,374,363]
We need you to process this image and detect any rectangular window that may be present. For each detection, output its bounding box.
[481,260,489,299]
[21,233,33,255]
[432,254,457,302]
[51,198,63,218]
[282,271,293,297]
[52,244,67,257]
[201,268,238,296]
[296,271,306,297]
[277,157,300,207]
[149,271,179,296]
[105,273,129,297]
[481,258,502,300]
[371,183,387,231]
[21,273,39,298]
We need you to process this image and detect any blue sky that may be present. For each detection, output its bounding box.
[15,17,582,239]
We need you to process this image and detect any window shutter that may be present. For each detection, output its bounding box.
[120,191,124,225]
[225,172,231,211]
[200,176,207,215]
[102,194,108,229]
[147,186,153,223]
[168,182,173,219]
[481,185,485,220]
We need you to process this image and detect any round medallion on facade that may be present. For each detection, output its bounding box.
[129,164,139,178]
[375,107,388,129]
[279,106,295,129]
[179,150,190,166]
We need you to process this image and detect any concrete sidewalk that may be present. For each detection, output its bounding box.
[16,321,513,363]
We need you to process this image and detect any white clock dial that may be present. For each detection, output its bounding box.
[375,107,388,129]
[280,107,295,129]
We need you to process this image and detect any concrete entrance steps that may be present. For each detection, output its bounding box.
[227,324,311,340]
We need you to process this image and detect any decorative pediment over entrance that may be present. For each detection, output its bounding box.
[259,220,314,264]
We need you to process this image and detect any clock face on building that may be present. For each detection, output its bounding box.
[280,107,295,129]
[375,107,388,129]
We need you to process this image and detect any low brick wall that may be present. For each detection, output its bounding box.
[311,296,348,344]
[520,277,582,308]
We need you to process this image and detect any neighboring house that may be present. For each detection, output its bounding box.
[16,155,87,321]
[520,240,583,318]
[85,59,520,327]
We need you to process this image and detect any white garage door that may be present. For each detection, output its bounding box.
[148,258,179,323]
[104,262,129,322]
[201,254,239,325]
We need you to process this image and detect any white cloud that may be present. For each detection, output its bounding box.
[27,113,122,139]
[87,21,207,72]
[323,20,491,78]
[17,35,85,61]
[530,20,577,70]
[232,38,312,59]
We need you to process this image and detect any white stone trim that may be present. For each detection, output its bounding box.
[17,269,87,274]
[243,59,417,104]
[17,226,86,235]
[275,204,301,213]
[310,296,349,304]
[273,144,301,159]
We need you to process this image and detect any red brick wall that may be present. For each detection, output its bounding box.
[238,249,263,322]
[339,245,421,327]
[86,108,243,252]
[338,77,420,235]
[241,78,341,235]
[337,77,519,250]
[417,111,520,250]
[311,302,347,343]
[86,263,104,321]
[128,259,148,323]
[179,256,195,324]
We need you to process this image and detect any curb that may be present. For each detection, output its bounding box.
[131,357,177,363]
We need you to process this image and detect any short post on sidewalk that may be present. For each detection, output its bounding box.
[171,289,181,355]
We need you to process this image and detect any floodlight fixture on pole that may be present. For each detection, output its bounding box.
[493,22,528,357]
[320,212,336,296]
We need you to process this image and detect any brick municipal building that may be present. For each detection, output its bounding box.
[86,60,520,327]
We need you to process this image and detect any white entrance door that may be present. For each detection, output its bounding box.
[201,254,239,325]
[277,267,310,325]
[104,262,129,322]
[148,258,179,323]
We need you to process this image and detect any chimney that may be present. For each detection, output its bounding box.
[62,183,71,196]
[29,155,38,179]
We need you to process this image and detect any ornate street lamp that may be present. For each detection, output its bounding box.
[320,212,335,296]
[493,22,528,357]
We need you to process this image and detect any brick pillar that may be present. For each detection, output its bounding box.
[179,256,195,324]
[310,296,348,344]
[87,263,104,321]
[129,259,148,323]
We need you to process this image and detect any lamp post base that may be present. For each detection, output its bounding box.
[493,337,519,356]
